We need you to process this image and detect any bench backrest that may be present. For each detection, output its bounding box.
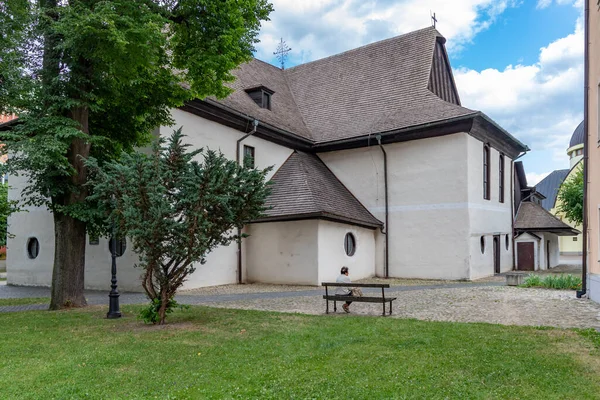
[321,282,390,288]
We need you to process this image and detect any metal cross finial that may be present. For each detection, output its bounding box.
[273,38,292,70]
[431,11,438,28]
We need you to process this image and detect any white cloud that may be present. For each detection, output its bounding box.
[537,0,582,9]
[256,0,520,64]
[454,19,583,168]
[526,172,551,186]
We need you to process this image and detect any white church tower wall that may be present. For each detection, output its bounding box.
[466,136,514,279]
[319,132,474,280]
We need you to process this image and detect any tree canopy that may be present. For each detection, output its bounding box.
[88,128,271,324]
[0,0,273,309]
[557,165,584,226]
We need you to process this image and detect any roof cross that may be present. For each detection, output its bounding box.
[273,38,292,70]
[431,11,438,28]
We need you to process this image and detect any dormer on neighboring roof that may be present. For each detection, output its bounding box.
[245,85,274,110]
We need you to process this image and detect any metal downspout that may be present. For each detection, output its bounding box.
[510,160,516,270]
[376,135,389,278]
[579,0,590,298]
[236,119,259,284]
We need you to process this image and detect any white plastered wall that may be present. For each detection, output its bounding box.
[245,220,319,285]
[319,133,473,280]
[466,136,514,279]
[7,108,294,290]
[317,220,375,283]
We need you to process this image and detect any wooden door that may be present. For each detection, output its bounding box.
[517,242,535,271]
[493,235,500,274]
[546,240,550,269]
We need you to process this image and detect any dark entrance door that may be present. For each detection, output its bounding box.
[517,242,535,271]
[493,235,500,274]
[546,240,550,269]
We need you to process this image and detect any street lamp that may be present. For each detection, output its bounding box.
[107,211,121,319]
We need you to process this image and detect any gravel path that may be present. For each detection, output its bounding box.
[204,286,600,330]
[2,280,599,330]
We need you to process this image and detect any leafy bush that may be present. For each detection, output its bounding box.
[522,274,582,290]
[139,298,189,325]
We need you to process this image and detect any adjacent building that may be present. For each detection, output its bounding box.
[535,121,584,256]
[585,0,600,303]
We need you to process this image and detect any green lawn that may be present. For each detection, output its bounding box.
[0,297,49,306]
[0,306,599,399]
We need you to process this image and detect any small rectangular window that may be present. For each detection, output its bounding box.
[263,92,271,110]
[243,145,255,168]
[499,154,505,203]
[573,237,578,242]
[89,235,99,245]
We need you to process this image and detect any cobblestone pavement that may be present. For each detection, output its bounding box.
[204,285,600,330]
[2,279,599,330]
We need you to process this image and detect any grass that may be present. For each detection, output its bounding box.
[0,306,599,399]
[522,274,582,290]
[0,297,49,306]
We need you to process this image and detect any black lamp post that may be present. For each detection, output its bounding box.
[107,216,121,319]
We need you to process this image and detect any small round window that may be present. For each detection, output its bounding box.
[108,237,127,257]
[480,236,485,254]
[344,233,356,257]
[505,234,510,250]
[27,237,40,259]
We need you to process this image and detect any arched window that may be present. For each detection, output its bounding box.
[480,236,486,254]
[27,238,40,259]
[109,237,127,257]
[483,145,490,200]
[344,233,356,256]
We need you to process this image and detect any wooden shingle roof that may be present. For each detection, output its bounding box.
[214,27,477,143]
[515,202,579,236]
[255,151,382,228]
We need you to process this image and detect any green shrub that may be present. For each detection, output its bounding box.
[522,274,543,287]
[139,298,189,324]
[522,274,582,290]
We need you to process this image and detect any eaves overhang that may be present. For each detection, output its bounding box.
[250,211,383,230]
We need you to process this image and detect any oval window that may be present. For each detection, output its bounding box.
[505,234,510,250]
[480,236,485,254]
[108,237,127,257]
[27,237,40,259]
[344,233,356,257]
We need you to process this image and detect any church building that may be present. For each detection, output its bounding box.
[6,27,530,291]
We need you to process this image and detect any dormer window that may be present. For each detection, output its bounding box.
[245,86,274,110]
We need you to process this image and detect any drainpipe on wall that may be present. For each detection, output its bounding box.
[510,160,516,270]
[578,0,590,298]
[375,135,389,278]
[512,151,528,271]
[236,119,259,284]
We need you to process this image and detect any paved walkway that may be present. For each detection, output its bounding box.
[1,280,599,330]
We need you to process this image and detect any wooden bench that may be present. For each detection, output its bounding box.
[322,282,397,316]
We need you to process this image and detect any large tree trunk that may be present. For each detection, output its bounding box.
[49,107,91,310]
[49,213,88,309]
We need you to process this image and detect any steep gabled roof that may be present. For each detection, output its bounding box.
[255,151,382,228]
[515,202,579,236]
[535,169,570,210]
[282,27,475,143]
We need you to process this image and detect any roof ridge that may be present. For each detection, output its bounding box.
[307,153,382,225]
[284,26,439,72]
[281,71,314,140]
[294,151,321,210]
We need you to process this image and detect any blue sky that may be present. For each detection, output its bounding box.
[255,0,584,184]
